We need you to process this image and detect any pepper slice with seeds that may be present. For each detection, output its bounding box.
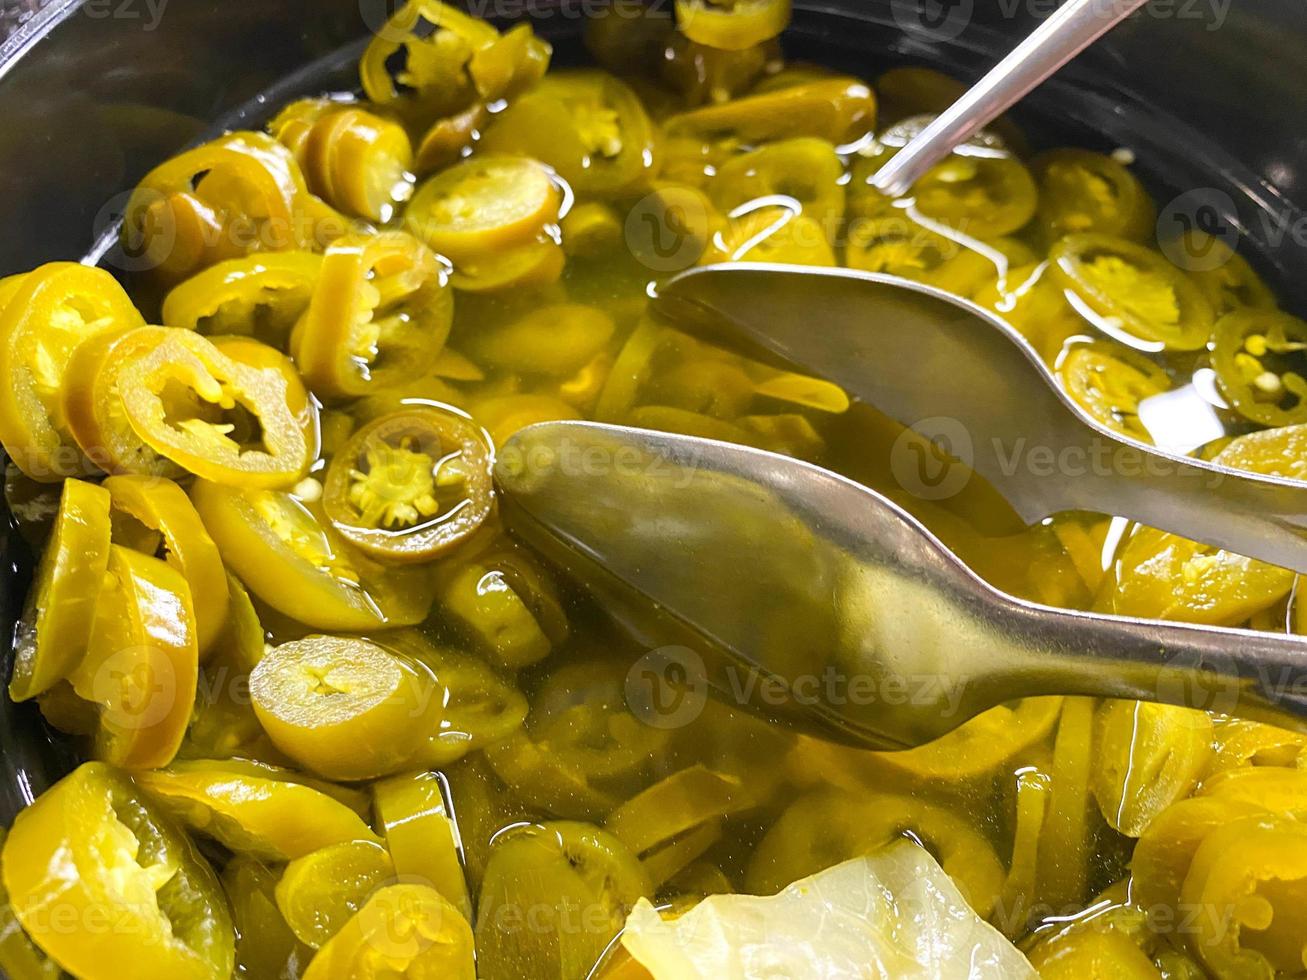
[322,405,493,563]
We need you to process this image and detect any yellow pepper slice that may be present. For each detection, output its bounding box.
[321,405,493,563]
[269,99,414,222]
[1033,148,1156,243]
[483,729,620,822]
[102,474,229,656]
[1179,813,1307,977]
[123,131,342,283]
[1049,233,1215,352]
[115,328,311,488]
[676,0,791,50]
[8,478,112,701]
[61,325,182,478]
[373,770,473,920]
[291,230,453,399]
[222,856,312,980]
[664,78,876,145]
[2,762,235,980]
[160,251,322,347]
[1091,699,1213,837]
[406,154,561,263]
[191,480,400,631]
[250,635,443,780]
[1211,308,1307,428]
[68,545,198,770]
[475,822,649,980]
[135,759,379,862]
[1100,523,1294,627]
[1035,696,1095,912]
[0,263,145,480]
[1131,794,1267,915]
[464,303,615,377]
[0,829,60,980]
[710,138,846,231]
[605,766,753,856]
[433,549,568,669]
[1055,339,1170,441]
[481,71,657,197]
[303,884,475,980]
[273,840,395,948]
[383,630,528,765]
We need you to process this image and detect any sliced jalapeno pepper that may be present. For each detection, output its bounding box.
[373,770,472,920]
[1212,308,1307,427]
[2,762,235,980]
[1055,339,1171,441]
[605,766,753,856]
[8,479,112,702]
[250,635,443,780]
[270,99,414,222]
[102,474,229,656]
[481,71,657,197]
[273,840,395,948]
[660,34,779,106]
[434,548,568,669]
[135,759,380,861]
[321,405,493,563]
[1049,233,1215,351]
[222,856,312,980]
[123,131,341,283]
[1169,230,1278,316]
[115,328,311,487]
[465,303,615,377]
[360,0,545,126]
[302,883,475,980]
[1033,148,1156,242]
[710,138,845,232]
[1090,699,1212,837]
[0,263,145,480]
[708,207,836,267]
[475,821,650,980]
[66,545,198,770]
[382,630,528,764]
[910,148,1038,238]
[191,480,407,631]
[1102,523,1294,626]
[406,155,561,264]
[675,0,790,50]
[62,326,183,478]
[292,231,453,399]
[161,251,322,347]
[664,78,876,145]
[1179,813,1307,977]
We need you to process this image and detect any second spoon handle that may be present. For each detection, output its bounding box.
[872,0,1151,196]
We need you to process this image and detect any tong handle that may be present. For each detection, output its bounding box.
[872,0,1150,196]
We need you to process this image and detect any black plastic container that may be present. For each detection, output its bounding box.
[0,0,1305,820]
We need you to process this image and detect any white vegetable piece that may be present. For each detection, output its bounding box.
[621,841,1036,979]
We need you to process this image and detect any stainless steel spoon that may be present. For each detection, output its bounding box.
[496,421,1307,750]
[653,263,1307,575]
